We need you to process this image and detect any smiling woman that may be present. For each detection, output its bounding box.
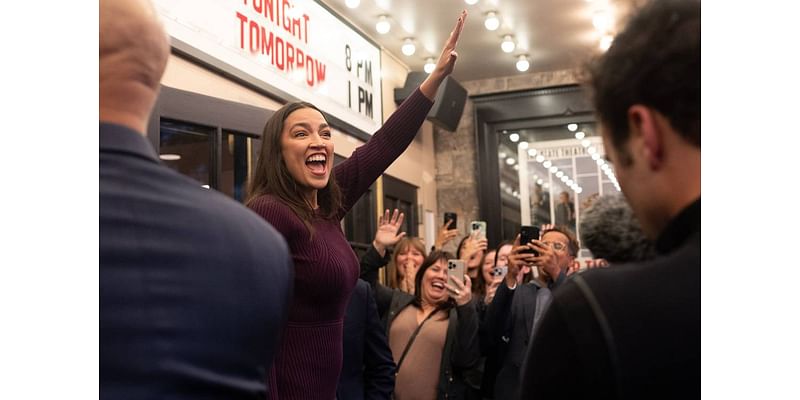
[244,10,468,400]
[361,250,481,399]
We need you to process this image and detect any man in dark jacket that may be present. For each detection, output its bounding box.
[519,1,700,398]
[338,279,396,400]
[100,1,292,398]
[482,226,579,399]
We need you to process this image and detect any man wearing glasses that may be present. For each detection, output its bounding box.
[479,226,579,400]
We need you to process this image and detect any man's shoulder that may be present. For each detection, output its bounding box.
[550,235,700,352]
[577,233,699,295]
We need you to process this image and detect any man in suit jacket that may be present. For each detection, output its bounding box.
[481,227,578,399]
[338,279,396,400]
[519,1,700,398]
[99,1,292,398]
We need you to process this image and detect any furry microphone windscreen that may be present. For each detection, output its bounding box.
[579,195,656,264]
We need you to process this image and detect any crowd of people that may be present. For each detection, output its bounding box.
[100,0,700,398]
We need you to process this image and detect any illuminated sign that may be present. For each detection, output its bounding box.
[154,0,383,134]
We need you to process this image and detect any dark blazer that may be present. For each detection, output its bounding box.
[480,272,566,400]
[519,199,701,399]
[338,279,396,400]
[100,123,293,400]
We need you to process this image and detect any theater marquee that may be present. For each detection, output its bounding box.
[154,0,383,135]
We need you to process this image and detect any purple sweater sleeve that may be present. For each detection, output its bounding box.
[334,88,433,218]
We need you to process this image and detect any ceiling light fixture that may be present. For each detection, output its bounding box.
[484,11,500,31]
[501,35,515,53]
[509,133,520,142]
[567,123,578,132]
[592,10,611,32]
[345,0,360,9]
[464,0,479,4]
[528,148,537,157]
[599,34,614,51]
[518,141,529,150]
[159,154,181,161]
[516,55,530,72]
[424,57,436,73]
[401,38,416,56]
[376,15,391,34]
[575,131,586,140]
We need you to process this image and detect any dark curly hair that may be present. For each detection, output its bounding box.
[586,0,700,166]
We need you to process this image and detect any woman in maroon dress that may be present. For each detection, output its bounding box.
[245,10,468,399]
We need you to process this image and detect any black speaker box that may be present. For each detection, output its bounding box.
[394,72,467,132]
[394,71,427,105]
[426,76,467,132]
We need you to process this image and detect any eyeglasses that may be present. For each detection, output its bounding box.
[542,241,568,251]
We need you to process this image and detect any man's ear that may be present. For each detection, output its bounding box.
[627,105,664,170]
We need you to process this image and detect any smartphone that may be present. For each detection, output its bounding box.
[491,265,508,279]
[447,259,466,286]
[519,225,540,255]
[444,212,457,229]
[470,220,487,240]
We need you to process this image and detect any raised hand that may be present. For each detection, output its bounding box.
[400,261,417,295]
[420,10,468,99]
[484,277,502,304]
[435,219,458,250]
[507,246,535,287]
[373,208,406,256]
[528,239,560,281]
[446,274,472,306]
[459,232,488,262]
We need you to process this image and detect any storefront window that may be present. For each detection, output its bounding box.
[159,119,214,187]
[220,131,261,202]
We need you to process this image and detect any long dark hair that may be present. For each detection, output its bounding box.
[412,250,456,318]
[245,102,343,234]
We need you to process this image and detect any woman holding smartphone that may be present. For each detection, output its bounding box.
[246,11,468,399]
[358,213,480,399]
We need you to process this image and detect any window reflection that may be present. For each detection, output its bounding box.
[221,131,261,202]
[159,119,213,186]
[497,122,621,249]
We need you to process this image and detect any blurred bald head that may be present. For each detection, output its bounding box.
[100,0,169,134]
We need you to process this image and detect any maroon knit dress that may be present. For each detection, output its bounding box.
[249,89,433,399]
